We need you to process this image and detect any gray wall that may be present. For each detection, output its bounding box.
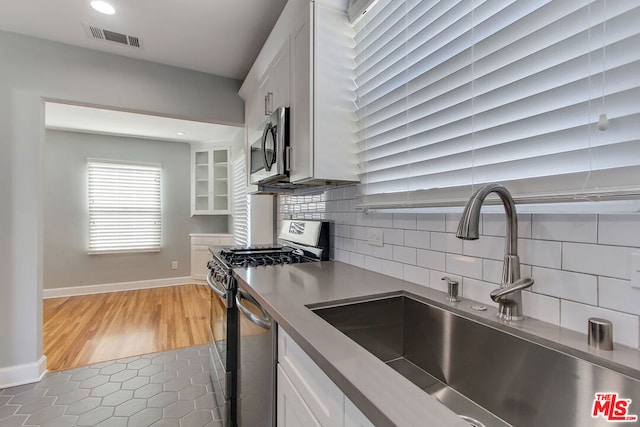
[0,30,244,381]
[43,130,227,289]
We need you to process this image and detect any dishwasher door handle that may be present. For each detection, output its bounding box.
[236,289,272,330]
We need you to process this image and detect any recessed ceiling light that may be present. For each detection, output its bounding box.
[91,1,116,15]
[176,131,185,136]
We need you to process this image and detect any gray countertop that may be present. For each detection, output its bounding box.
[232,260,640,427]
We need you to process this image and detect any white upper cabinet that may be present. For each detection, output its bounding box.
[239,0,358,187]
[190,145,231,215]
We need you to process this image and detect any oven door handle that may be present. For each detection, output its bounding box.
[236,289,272,330]
[206,270,227,300]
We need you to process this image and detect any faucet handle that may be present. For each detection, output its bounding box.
[441,276,461,303]
[490,277,534,302]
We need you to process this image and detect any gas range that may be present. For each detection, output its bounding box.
[219,246,317,268]
[204,220,330,426]
[211,220,330,272]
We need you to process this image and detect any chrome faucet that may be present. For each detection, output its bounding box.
[456,183,533,320]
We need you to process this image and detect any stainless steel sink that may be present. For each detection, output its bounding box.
[311,294,640,427]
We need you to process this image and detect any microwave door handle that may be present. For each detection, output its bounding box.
[261,121,272,172]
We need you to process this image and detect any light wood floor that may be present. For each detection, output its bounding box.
[44,284,214,371]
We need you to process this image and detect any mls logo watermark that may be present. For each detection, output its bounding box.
[592,393,638,422]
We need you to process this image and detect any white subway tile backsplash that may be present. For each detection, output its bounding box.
[382,228,404,245]
[461,278,499,308]
[531,267,598,305]
[283,184,640,350]
[560,300,639,349]
[483,259,504,284]
[519,239,562,269]
[599,277,640,316]
[369,213,393,228]
[334,249,350,264]
[351,226,365,240]
[393,213,417,230]
[356,240,374,256]
[404,230,430,249]
[445,213,463,233]
[350,252,365,269]
[364,256,383,273]
[337,199,351,212]
[563,243,633,280]
[382,259,404,278]
[522,291,560,325]
[372,244,393,260]
[599,214,640,247]
[335,224,350,238]
[393,246,417,265]
[483,213,532,238]
[417,213,446,232]
[343,238,358,252]
[417,250,446,271]
[446,254,483,280]
[403,265,430,287]
[431,232,463,254]
[462,235,504,261]
[531,214,597,243]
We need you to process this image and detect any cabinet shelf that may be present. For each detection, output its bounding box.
[191,146,231,216]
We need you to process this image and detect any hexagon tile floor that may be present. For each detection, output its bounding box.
[0,345,223,427]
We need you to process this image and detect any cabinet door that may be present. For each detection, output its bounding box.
[191,147,230,215]
[277,365,321,427]
[211,148,230,213]
[192,149,213,215]
[289,2,313,183]
[271,38,291,111]
[190,245,210,280]
[278,329,344,426]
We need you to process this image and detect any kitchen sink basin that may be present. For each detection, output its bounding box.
[312,294,640,427]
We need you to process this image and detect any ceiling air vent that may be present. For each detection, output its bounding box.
[84,24,142,48]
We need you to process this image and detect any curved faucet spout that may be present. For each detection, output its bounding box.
[456,183,518,258]
[456,183,531,321]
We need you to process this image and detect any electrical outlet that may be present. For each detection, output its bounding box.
[171,261,178,270]
[367,229,384,247]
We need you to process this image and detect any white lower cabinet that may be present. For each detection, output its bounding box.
[189,234,233,280]
[277,366,321,427]
[277,329,373,427]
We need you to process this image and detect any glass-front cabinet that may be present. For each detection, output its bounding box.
[191,145,230,215]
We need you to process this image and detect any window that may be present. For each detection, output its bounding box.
[88,160,162,254]
[233,154,249,246]
[354,0,640,210]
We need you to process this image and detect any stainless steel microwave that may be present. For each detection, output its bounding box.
[250,106,290,185]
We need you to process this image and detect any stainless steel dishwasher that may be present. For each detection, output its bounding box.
[235,284,276,427]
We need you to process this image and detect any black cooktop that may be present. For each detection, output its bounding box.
[219,246,316,268]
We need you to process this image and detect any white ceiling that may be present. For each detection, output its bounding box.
[0,0,288,80]
[45,102,244,144]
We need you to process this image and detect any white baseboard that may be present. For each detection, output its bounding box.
[43,276,197,299]
[0,355,47,389]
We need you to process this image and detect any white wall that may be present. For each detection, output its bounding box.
[280,186,640,350]
[0,30,244,387]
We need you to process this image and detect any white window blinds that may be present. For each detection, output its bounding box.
[354,0,640,209]
[88,160,162,254]
[233,154,249,246]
